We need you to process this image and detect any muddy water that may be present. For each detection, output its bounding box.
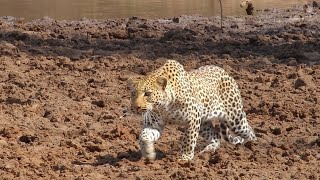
[0,0,307,21]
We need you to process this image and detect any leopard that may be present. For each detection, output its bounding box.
[127,60,257,161]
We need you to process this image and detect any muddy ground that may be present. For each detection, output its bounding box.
[0,3,320,180]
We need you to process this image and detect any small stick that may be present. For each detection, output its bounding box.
[219,0,223,30]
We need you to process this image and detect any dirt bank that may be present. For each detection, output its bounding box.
[0,3,319,180]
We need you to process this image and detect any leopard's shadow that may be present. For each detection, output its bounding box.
[72,149,167,166]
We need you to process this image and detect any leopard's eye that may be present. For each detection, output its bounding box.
[131,91,136,98]
[144,91,152,97]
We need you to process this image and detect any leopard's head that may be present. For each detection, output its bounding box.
[127,76,169,113]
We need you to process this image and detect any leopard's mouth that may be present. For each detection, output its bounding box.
[131,106,149,114]
[141,107,148,111]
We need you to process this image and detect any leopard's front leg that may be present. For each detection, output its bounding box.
[179,107,201,161]
[139,112,164,160]
[139,127,162,160]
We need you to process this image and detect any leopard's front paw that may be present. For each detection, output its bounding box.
[141,141,156,160]
[144,151,156,160]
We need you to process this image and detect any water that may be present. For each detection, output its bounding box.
[0,0,307,21]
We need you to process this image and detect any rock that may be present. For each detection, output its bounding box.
[286,58,298,66]
[0,41,18,55]
[230,23,239,29]
[254,128,268,134]
[0,139,8,147]
[285,127,294,132]
[57,56,71,65]
[294,77,307,89]
[208,155,222,165]
[279,114,288,121]
[1,41,16,49]
[287,73,297,79]
[117,152,130,159]
[106,95,122,103]
[303,52,320,65]
[173,17,180,23]
[26,103,41,113]
[303,4,314,13]
[98,114,115,121]
[294,70,316,89]
[5,162,15,169]
[19,135,38,144]
[79,100,92,109]
[270,78,280,88]
[85,142,103,152]
[255,76,264,83]
[272,128,281,135]
[108,31,128,39]
[119,74,130,81]
[279,144,289,150]
[244,141,255,151]
[92,100,105,108]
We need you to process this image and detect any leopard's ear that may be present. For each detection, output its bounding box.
[127,77,139,89]
[157,77,167,90]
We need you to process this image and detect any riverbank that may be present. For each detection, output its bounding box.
[0,3,319,179]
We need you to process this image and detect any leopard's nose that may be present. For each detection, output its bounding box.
[135,105,147,113]
[135,105,141,110]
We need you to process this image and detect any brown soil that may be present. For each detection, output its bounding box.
[0,4,320,180]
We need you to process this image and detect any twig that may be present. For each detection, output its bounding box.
[219,0,223,30]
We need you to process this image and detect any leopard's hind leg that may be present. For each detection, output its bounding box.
[230,111,257,143]
[208,107,245,145]
[199,121,220,154]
